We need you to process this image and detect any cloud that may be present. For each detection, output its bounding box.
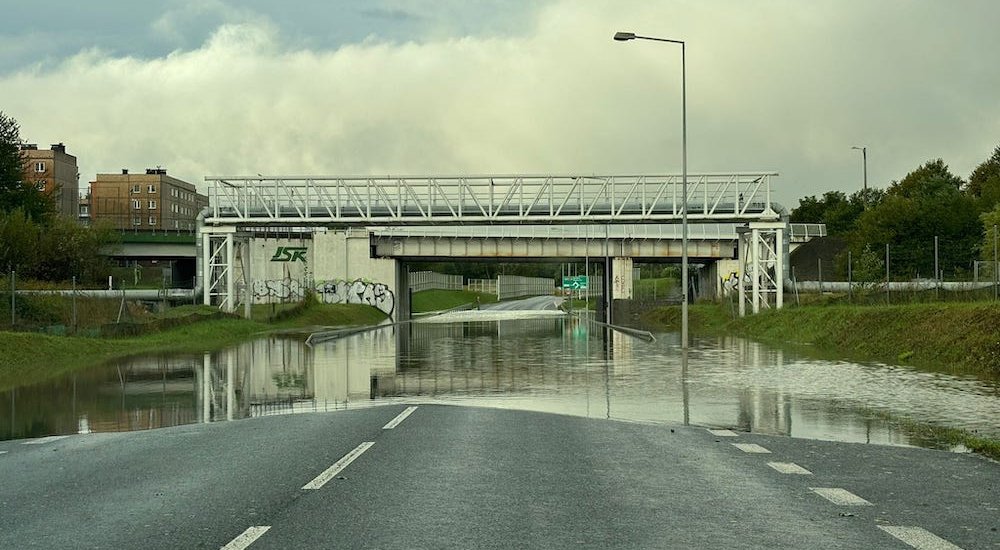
[3,0,999,210]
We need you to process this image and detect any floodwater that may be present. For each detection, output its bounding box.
[3,312,1000,453]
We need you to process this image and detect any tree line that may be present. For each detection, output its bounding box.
[0,112,118,283]
[790,146,1000,281]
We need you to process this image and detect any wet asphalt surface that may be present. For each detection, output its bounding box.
[1,405,997,549]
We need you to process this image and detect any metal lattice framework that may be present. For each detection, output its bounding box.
[204,173,779,225]
[738,223,785,315]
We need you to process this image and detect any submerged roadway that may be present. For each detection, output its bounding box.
[1,404,997,549]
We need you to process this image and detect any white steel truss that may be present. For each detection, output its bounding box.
[202,230,241,311]
[738,223,785,315]
[204,173,779,225]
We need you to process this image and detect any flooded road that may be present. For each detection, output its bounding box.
[3,312,1000,451]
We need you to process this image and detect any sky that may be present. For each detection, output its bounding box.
[2,0,999,209]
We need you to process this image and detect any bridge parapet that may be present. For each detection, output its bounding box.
[204,173,779,225]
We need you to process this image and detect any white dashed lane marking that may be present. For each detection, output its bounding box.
[809,487,872,506]
[767,462,813,475]
[22,435,69,445]
[707,429,738,437]
[382,406,418,430]
[732,443,771,454]
[220,526,271,550]
[0,450,7,455]
[302,442,375,490]
[878,526,964,550]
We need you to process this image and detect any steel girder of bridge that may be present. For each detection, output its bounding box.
[203,173,779,225]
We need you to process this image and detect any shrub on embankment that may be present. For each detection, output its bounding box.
[641,302,1000,376]
[0,301,387,392]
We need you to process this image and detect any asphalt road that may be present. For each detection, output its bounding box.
[1,405,997,549]
[481,295,565,311]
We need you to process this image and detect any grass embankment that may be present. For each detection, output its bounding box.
[641,301,1000,460]
[411,289,498,313]
[642,301,1000,376]
[0,301,386,392]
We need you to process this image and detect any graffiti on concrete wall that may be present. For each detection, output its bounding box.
[252,279,305,301]
[315,279,395,316]
[251,278,395,316]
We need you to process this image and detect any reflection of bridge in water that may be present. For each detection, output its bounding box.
[10,318,983,449]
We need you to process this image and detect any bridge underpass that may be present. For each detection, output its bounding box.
[198,173,791,321]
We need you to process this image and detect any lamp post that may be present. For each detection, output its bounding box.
[614,31,688,349]
[851,146,868,200]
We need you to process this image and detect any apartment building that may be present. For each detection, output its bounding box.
[19,143,79,217]
[89,168,208,231]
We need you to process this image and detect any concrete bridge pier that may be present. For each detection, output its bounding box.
[394,262,411,323]
[599,257,634,325]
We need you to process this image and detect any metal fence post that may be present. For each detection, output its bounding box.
[885,243,890,305]
[10,270,14,327]
[72,276,78,332]
[994,224,998,302]
[934,235,939,301]
[847,250,852,303]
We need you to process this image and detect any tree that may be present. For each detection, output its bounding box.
[966,145,1000,209]
[980,203,1000,263]
[888,158,963,200]
[851,159,979,279]
[0,111,52,222]
[791,190,873,235]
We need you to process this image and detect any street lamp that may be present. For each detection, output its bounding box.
[851,146,868,198]
[614,30,689,350]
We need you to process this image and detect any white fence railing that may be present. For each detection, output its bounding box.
[497,275,555,301]
[409,271,463,293]
[466,279,497,295]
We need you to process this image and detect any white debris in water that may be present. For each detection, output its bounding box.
[417,310,567,323]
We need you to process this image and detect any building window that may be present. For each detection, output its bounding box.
[131,184,140,194]
[148,184,156,193]
[148,200,157,209]
[80,205,89,215]
[34,162,45,173]
[132,217,141,226]
[35,180,46,190]
[174,220,180,229]
[132,199,141,209]
[148,216,156,225]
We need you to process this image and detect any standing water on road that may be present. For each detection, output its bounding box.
[3,312,1000,451]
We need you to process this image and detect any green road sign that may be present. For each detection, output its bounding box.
[562,275,589,290]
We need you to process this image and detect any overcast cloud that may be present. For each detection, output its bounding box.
[2,0,999,208]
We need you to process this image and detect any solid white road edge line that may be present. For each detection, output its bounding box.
[878,526,964,550]
[708,429,738,437]
[732,443,771,453]
[383,406,418,430]
[22,435,69,445]
[302,442,376,490]
[220,526,271,550]
[767,462,813,475]
[809,487,873,506]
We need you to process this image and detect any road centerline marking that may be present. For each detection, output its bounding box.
[878,525,963,550]
[708,429,738,437]
[302,442,375,490]
[732,443,771,453]
[383,406,418,430]
[809,487,872,506]
[220,526,270,550]
[767,462,813,475]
